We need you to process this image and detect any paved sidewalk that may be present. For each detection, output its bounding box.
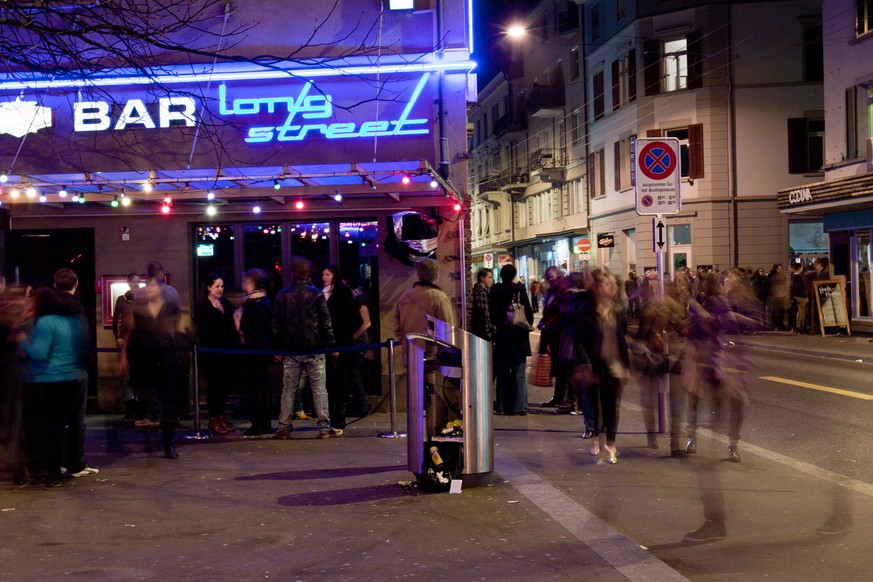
[1,330,871,581]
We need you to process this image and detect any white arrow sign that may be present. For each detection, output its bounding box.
[653,217,667,253]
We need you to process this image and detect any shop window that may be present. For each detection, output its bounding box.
[290,222,331,282]
[787,117,824,174]
[243,224,283,293]
[624,229,637,274]
[611,49,636,111]
[338,220,379,300]
[788,221,828,265]
[669,224,691,246]
[195,225,236,293]
[857,231,871,317]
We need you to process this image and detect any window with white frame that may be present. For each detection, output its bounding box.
[569,179,585,215]
[611,50,636,111]
[624,229,636,273]
[517,199,529,228]
[665,128,691,178]
[588,148,605,198]
[662,39,688,92]
[571,109,583,145]
[571,47,580,80]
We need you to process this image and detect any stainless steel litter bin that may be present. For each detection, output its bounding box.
[406,316,493,487]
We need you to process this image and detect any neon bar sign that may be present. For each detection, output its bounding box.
[227,72,430,143]
[68,72,431,144]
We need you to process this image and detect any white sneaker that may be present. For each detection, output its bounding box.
[70,466,100,478]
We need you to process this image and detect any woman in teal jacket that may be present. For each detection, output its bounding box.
[20,274,94,485]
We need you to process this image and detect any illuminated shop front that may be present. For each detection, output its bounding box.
[778,178,873,332]
[0,2,474,410]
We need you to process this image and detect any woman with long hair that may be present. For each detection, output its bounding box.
[573,270,629,464]
[322,265,359,430]
[194,273,239,435]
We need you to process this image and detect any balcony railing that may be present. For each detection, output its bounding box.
[525,84,565,116]
[492,113,527,138]
[528,148,568,171]
[558,4,580,36]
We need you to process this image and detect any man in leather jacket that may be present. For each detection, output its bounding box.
[272,257,342,439]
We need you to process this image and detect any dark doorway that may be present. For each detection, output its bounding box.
[5,229,98,402]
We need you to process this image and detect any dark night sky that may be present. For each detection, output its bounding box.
[472,0,538,86]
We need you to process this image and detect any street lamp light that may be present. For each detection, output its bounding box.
[506,23,528,39]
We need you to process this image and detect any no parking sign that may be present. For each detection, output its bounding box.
[634,137,681,216]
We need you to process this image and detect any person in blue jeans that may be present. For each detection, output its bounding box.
[272,257,342,440]
[488,263,533,416]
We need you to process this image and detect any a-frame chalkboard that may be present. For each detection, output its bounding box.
[813,277,851,336]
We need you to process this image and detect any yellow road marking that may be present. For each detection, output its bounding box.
[759,376,873,400]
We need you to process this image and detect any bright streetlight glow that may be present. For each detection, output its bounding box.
[506,24,527,39]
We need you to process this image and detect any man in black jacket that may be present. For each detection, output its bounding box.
[272,257,342,440]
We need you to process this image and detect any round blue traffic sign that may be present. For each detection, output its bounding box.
[641,195,654,207]
[639,142,677,180]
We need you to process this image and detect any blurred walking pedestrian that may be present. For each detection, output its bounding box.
[235,268,274,436]
[122,261,183,459]
[572,270,629,464]
[19,270,95,484]
[538,266,571,408]
[112,273,140,422]
[683,273,746,462]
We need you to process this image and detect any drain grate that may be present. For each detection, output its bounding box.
[340,426,393,438]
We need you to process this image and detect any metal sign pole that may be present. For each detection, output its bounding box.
[656,244,668,434]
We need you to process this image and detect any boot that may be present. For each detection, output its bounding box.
[219,415,235,431]
[162,421,179,459]
[208,417,228,435]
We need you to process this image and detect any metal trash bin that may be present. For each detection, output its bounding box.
[406,316,493,488]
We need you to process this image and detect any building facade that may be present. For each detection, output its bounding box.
[0,0,474,410]
[472,0,823,285]
[777,0,873,332]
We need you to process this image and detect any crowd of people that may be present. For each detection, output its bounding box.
[470,258,832,471]
[0,257,379,487]
[0,254,832,492]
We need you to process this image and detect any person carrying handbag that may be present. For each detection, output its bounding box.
[488,264,533,416]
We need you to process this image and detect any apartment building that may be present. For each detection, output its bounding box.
[777,0,873,331]
[472,0,823,283]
